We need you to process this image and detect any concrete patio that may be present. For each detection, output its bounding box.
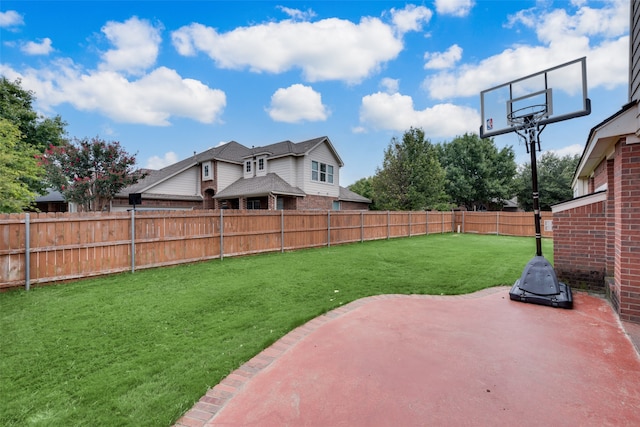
[176,287,640,427]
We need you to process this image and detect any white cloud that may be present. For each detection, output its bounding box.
[21,38,53,55]
[146,151,178,169]
[171,13,409,83]
[423,1,628,100]
[380,77,399,94]
[0,10,24,28]
[277,6,317,21]
[544,144,583,158]
[267,84,329,123]
[359,92,480,138]
[424,44,462,70]
[389,5,432,34]
[99,17,162,75]
[0,16,226,127]
[434,0,475,17]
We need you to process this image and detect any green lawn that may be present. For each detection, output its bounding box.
[0,233,551,426]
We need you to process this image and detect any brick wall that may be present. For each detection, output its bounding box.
[614,141,640,323]
[297,194,336,210]
[553,200,607,290]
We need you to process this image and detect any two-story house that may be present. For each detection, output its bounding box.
[112,136,370,211]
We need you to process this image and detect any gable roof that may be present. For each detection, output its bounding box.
[214,173,306,199]
[572,100,639,187]
[338,186,371,204]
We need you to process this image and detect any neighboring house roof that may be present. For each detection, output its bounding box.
[214,173,306,199]
[35,189,65,203]
[119,137,343,198]
[572,100,639,187]
[338,186,371,203]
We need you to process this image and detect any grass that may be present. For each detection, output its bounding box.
[0,233,551,426]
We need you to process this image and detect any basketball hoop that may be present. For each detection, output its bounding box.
[507,104,548,129]
[508,105,548,152]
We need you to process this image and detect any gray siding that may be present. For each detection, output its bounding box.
[301,143,340,197]
[149,166,199,196]
[217,161,242,191]
[631,0,640,102]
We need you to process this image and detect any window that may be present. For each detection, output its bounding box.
[332,201,341,210]
[247,199,261,209]
[245,161,252,173]
[311,161,334,183]
[202,161,212,181]
[258,158,265,171]
[276,197,284,210]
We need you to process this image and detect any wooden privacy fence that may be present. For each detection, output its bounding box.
[1,210,455,289]
[453,211,553,238]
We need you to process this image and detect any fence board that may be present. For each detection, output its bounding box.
[0,210,552,289]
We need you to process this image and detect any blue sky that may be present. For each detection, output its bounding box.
[0,0,629,185]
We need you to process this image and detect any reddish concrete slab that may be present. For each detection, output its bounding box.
[175,288,640,427]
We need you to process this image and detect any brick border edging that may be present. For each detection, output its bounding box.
[173,286,509,427]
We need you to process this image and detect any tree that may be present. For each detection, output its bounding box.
[37,137,147,211]
[0,119,45,212]
[437,134,517,211]
[1,76,67,195]
[348,177,379,210]
[515,152,579,211]
[0,77,67,152]
[372,128,447,211]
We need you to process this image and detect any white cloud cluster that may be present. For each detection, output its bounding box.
[423,0,628,100]
[267,84,329,123]
[277,6,317,22]
[389,5,432,34]
[99,17,162,75]
[2,17,226,126]
[434,0,475,17]
[359,92,479,138]
[0,10,24,28]
[171,6,431,84]
[424,44,462,70]
[146,151,178,169]
[21,38,53,55]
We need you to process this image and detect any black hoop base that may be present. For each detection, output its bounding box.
[509,256,573,309]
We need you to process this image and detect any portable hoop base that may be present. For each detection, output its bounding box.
[509,256,573,309]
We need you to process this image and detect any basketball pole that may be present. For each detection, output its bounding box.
[526,121,543,257]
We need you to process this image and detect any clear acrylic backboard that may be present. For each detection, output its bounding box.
[479,57,590,138]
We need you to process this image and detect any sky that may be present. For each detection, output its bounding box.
[0,0,630,185]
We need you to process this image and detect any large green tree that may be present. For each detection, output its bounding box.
[372,128,447,211]
[38,137,147,212]
[515,152,579,211]
[0,119,45,212]
[437,134,517,211]
[0,77,67,195]
[348,176,378,210]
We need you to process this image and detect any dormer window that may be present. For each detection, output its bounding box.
[202,161,212,181]
[258,158,264,171]
[245,161,252,173]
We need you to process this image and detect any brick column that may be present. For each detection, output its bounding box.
[614,140,640,323]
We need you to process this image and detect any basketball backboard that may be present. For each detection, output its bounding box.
[479,57,590,138]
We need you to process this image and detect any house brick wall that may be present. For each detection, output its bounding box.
[553,200,608,290]
[614,140,640,323]
[340,201,370,211]
[297,194,336,210]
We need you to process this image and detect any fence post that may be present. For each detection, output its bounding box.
[281,210,284,253]
[425,211,428,235]
[25,213,30,290]
[408,212,412,237]
[441,212,444,234]
[220,209,224,260]
[387,211,390,240]
[327,210,331,247]
[462,211,465,233]
[130,209,136,273]
[497,211,500,235]
[360,211,364,243]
